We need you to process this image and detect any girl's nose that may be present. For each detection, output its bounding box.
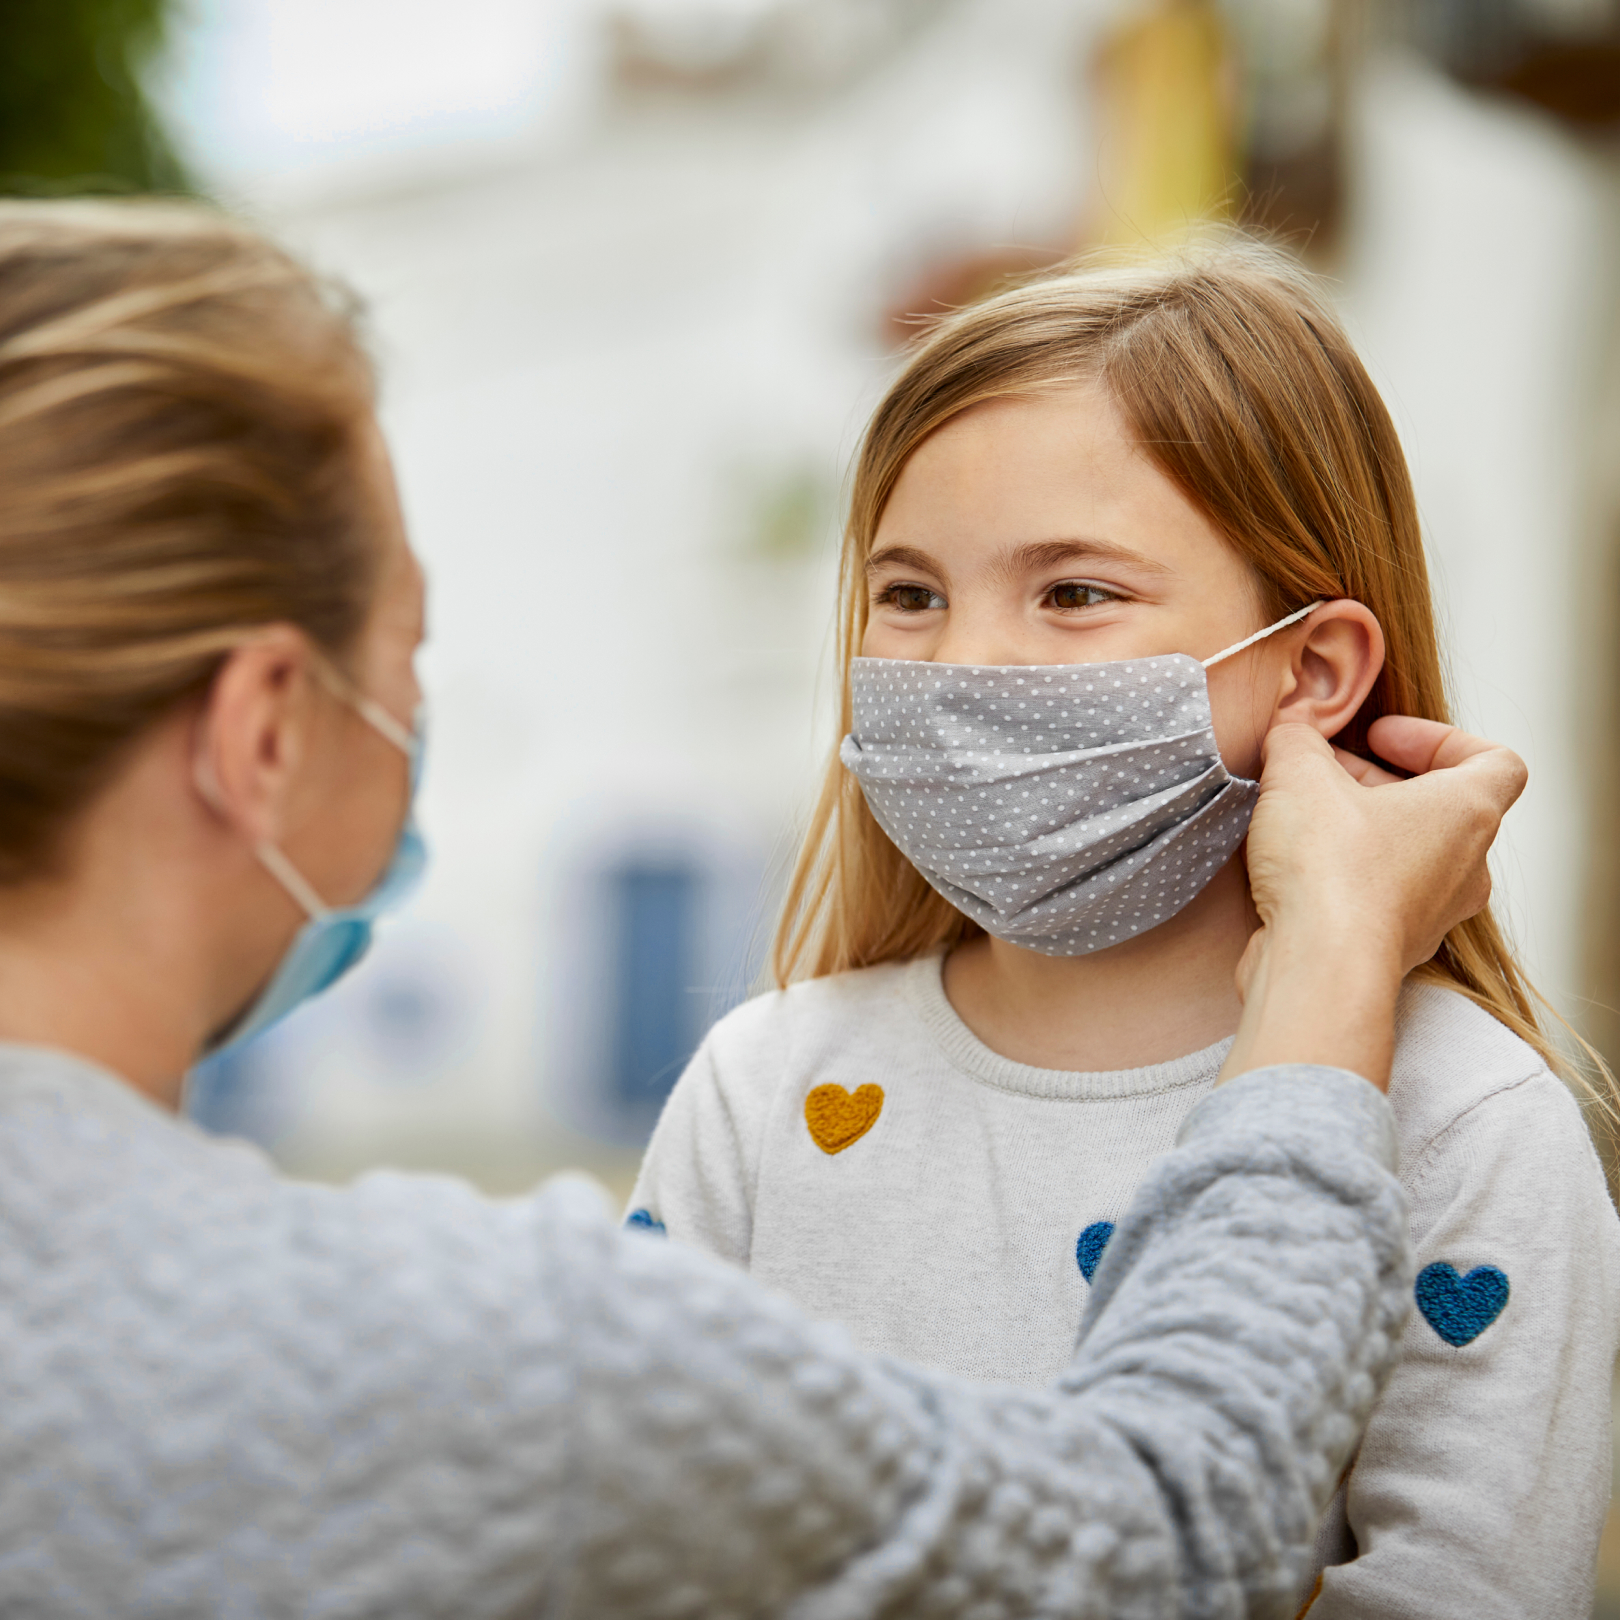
[931,610,1035,669]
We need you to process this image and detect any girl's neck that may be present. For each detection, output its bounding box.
[941,856,1256,1072]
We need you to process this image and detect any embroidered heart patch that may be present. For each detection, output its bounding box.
[805,1083,884,1154]
[1414,1261,1509,1347]
[1076,1221,1115,1282]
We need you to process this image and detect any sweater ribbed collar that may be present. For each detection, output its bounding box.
[903,953,1232,1101]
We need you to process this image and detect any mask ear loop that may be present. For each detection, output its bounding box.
[309,653,418,758]
[253,842,330,921]
[1202,601,1324,669]
[191,646,349,924]
[195,746,331,923]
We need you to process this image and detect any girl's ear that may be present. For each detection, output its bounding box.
[1271,600,1385,740]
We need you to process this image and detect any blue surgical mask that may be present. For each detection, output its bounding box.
[208,681,426,1056]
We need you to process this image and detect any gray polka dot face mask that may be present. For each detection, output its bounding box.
[839,604,1320,956]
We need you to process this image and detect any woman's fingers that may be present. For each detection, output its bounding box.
[1366,715,1528,810]
[1258,722,1352,788]
[1331,746,1404,787]
[1363,714,1456,772]
[1250,718,1521,979]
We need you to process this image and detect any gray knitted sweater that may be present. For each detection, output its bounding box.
[0,1044,1410,1619]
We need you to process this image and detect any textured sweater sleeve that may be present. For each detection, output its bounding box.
[0,1057,1409,1620]
[560,1065,1412,1619]
[1308,1071,1620,1620]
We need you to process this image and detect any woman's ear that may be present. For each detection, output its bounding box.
[1271,600,1385,740]
[193,627,320,847]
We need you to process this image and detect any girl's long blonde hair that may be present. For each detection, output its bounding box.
[773,235,1612,1111]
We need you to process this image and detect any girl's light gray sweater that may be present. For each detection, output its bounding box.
[0,1043,1410,1620]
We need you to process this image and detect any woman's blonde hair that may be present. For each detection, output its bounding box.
[0,199,379,883]
[774,235,1611,1110]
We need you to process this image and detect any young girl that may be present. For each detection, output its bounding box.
[629,241,1620,1616]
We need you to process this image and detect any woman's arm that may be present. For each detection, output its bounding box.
[2,718,1523,1619]
[559,1061,1407,1619]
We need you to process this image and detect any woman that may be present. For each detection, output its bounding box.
[0,200,1522,1619]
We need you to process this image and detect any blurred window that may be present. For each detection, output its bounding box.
[607,857,706,1112]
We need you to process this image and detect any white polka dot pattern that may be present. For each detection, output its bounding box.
[840,654,1258,955]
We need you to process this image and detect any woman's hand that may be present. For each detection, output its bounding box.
[1222,716,1528,1090]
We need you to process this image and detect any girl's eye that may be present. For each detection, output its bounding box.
[1047,582,1119,611]
[878,582,945,613]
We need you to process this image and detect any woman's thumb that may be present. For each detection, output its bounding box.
[1259,722,1337,778]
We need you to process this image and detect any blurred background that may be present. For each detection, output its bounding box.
[7,0,1620,1608]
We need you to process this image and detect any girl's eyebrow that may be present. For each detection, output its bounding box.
[865,544,943,578]
[1001,538,1173,578]
[866,536,1172,582]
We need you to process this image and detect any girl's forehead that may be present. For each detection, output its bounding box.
[873,390,1231,584]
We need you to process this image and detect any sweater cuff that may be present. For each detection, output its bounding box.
[1176,1064,1398,1173]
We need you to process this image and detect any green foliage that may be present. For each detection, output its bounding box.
[0,0,189,195]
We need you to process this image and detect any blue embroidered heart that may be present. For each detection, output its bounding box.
[1414,1261,1509,1347]
[1076,1221,1115,1282]
[625,1208,667,1235]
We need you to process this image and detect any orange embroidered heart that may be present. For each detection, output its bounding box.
[804,1083,884,1154]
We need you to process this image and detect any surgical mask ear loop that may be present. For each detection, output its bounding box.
[1201,601,1324,669]
[195,652,417,926]
[252,664,418,921]
[253,842,330,922]
[309,653,419,758]
[195,745,333,924]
